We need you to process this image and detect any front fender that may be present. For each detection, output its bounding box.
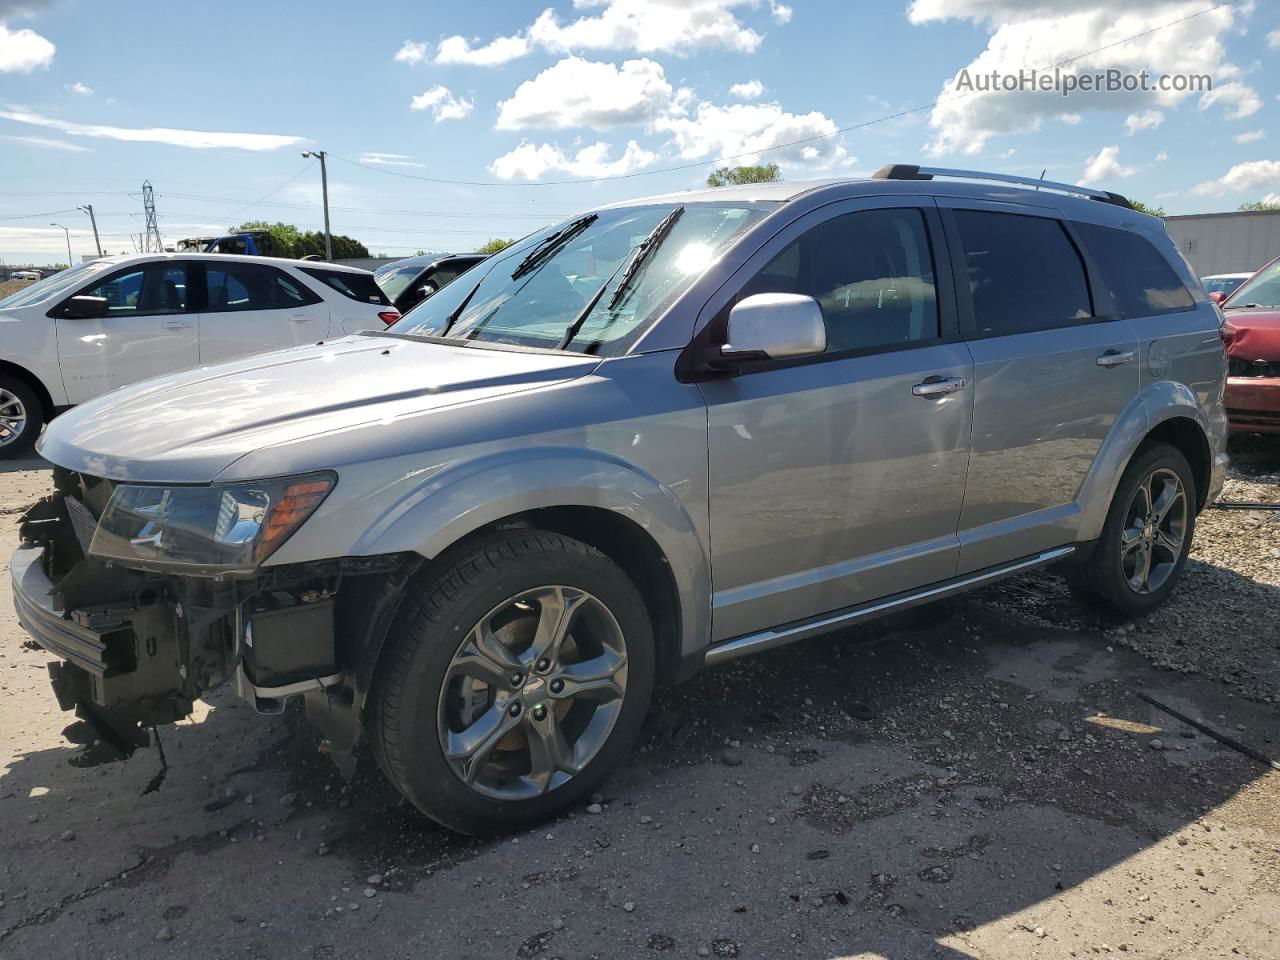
[1075,380,1219,542]
[353,447,712,657]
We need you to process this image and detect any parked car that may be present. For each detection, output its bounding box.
[0,252,399,456]
[12,165,1227,834]
[374,252,486,315]
[1220,254,1280,433]
[1201,272,1253,303]
[10,269,42,281]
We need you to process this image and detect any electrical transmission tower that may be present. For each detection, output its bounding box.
[141,180,163,252]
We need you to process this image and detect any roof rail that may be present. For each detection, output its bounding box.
[871,164,1134,210]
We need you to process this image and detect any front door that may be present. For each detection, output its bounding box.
[54,261,199,403]
[939,203,1141,572]
[196,261,330,364]
[698,200,974,642]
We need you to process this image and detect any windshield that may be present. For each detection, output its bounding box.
[388,201,773,355]
[1227,260,1280,308]
[374,262,427,302]
[0,259,114,310]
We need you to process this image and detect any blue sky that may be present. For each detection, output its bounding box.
[1,0,1277,265]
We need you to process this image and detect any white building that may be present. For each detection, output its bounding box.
[1164,210,1280,276]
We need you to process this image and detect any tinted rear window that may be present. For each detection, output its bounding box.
[1075,223,1195,318]
[952,210,1093,336]
[299,267,390,305]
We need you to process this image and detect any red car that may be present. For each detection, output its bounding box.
[1219,255,1280,433]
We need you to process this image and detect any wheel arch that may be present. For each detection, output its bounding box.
[0,359,56,419]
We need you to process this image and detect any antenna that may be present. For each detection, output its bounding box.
[142,180,163,252]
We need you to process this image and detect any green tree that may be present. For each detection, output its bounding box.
[1128,200,1165,217]
[706,163,781,187]
[233,220,370,259]
[476,237,515,254]
[1239,200,1280,212]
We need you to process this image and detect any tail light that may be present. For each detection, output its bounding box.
[377,310,400,327]
[1219,318,1239,349]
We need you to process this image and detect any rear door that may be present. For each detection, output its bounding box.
[53,261,199,403]
[939,202,1140,572]
[195,261,329,364]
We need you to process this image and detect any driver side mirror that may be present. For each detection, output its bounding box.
[1208,290,1227,305]
[62,294,109,319]
[720,293,827,364]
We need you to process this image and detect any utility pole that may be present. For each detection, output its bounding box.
[141,180,163,252]
[300,150,333,260]
[50,223,72,266]
[77,204,103,257]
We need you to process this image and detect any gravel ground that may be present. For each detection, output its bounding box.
[1,445,1278,960]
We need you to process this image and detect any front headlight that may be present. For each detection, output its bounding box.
[88,473,335,575]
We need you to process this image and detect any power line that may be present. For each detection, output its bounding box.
[334,0,1245,188]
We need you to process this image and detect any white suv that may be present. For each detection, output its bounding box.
[0,253,399,456]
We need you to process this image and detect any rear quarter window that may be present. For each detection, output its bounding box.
[1074,222,1195,318]
[299,268,390,306]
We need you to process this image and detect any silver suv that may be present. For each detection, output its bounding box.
[12,165,1228,834]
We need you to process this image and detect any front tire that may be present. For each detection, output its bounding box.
[1070,442,1196,617]
[0,375,43,459]
[371,530,655,835]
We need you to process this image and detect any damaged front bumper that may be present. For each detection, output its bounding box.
[11,469,415,770]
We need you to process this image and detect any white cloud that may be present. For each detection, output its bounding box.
[490,139,659,180]
[729,79,764,99]
[1124,109,1163,134]
[1155,150,1168,161]
[496,56,680,130]
[1060,113,1082,125]
[409,85,474,122]
[64,80,91,96]
[0,132,90,151]
[916,2,1256,157]
[357,151,424,168]
[1078,145,1135,184]
[1268,28,1280,49]
[0,20,53,72]
[529,0,765,56]
[439,0,782,66]
[393,40,429,64]
[435,33,529,66]
[654,99,851,169]
[0,106,304,150]
[1198,81,1262,120]
[1264,192,1280,206]
[1235,129,1265,144]
[1192,159,1280,197]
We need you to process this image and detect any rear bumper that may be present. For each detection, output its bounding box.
[1225,376,1280,433]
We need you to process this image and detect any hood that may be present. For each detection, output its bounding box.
[39,335,600,483]
[1224,305,1280,362]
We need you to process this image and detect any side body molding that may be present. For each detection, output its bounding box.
[352,447,713,658]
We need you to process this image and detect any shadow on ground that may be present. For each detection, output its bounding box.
[3,585,1277,958]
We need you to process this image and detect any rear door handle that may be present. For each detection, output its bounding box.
[288,314,315,323]
[162,319,192,330]
[911,376,967,397]
[1096,349,1135,367]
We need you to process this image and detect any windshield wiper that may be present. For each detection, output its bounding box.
[606,205,684,312]
[437,275,485,337]
[510,214,598,281]
[556,205,685,351]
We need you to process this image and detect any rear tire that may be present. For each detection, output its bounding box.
[0,375,43,459]
[1069,442,1196,617]
[370,529,654,835]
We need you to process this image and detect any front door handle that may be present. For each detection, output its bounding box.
[1096,349,1135,367]
[162,319,192,330]
[288,314,315,323]
[911,376,967,398]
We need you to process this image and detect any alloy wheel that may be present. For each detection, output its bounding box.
[1120,467,1187,595]
[437,585,629,800]
[0,388,27,449]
